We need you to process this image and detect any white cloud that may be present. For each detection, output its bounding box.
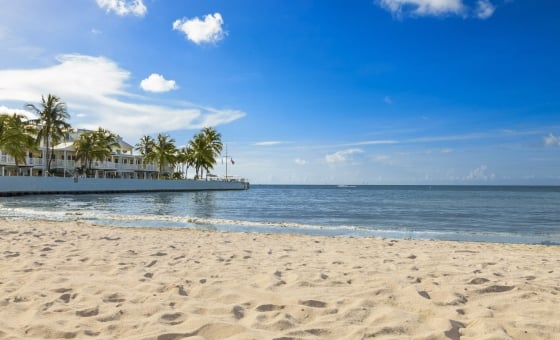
[351,140,399,146]
[465,164,495,181]
[0,54,245,142]
[96,0,147,17]
[0,106,37,119]
[544,133,560,147]
[173,13,226,44]
[325,148,364,164]
[376,0,497,19]
[475,0,495,19]
[140,73,178,93]
[254,141,285,146]
[377,0,464,17]
[294,158,308,165]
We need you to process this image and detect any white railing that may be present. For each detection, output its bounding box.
[52,159,76,169]
[0,156,44,167]
[1,156,159,173]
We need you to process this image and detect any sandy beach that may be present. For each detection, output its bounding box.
[1,219,559,339]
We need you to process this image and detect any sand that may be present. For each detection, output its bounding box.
[1,219,559,340]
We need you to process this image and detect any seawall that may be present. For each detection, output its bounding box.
[0,176,248,196]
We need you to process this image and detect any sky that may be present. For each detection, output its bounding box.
[1,0,559,184]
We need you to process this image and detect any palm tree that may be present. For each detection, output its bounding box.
[146,133,177,178]
[0,114,37,172]
[26,94,71,176]
[73,132,95,175]
[135,135,155,171]
[189,127,223,179]
[189,133,212,179]
[201,127,223,159]
[90,128,119,165]
[135,135,155,156]
[73,128,118,177]
[175,146,195,179]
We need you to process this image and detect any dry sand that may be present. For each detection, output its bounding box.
[1,219,559,340]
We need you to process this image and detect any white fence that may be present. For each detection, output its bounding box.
[0,155,158,172]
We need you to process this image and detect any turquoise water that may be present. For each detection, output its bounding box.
[1,185,559,245]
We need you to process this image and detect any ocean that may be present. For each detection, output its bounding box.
[1,185,559,245]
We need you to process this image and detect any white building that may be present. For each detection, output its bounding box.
[0,129,163,179]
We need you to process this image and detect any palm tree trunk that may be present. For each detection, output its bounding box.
[43,135,49,176]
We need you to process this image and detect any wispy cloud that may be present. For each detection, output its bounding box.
[140,73,178,93]
[475,0,496,19]
[375,0,498,19]
[544,133,560,147]
[465,164,495,181]
[325,148,364,164]
[96,0,147,17]
[350,140,399,146]
[376,0,464,17]
[254,141,286,146]
[0,106,36,119]
[173,13,226,45]
[0,54,245,141]
[319,129,544,152]
[294,158,308,165]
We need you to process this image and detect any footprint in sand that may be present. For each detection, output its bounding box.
[53,288,72,293]
[100,236,120,241]
[468,277,490,285]
[232,305,245,319]
[156,333,192,340]
[159,312,186,325]
[76,306,99,317]
[477,285,515,294]
[256,304,285,312]
[418,291,431,300]
[103,293,126,303]
[177,285,188,296]
[288,328,331,337]
[59,294,72,303]
[4,251,19,258]
[299,300,327,308]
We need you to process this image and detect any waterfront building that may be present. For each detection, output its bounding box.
[0,129,165,179]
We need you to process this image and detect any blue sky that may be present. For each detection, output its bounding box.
[1,0,559,184]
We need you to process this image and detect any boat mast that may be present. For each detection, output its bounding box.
[222,145,235,181]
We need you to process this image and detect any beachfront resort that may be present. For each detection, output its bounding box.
[0,94,229,181]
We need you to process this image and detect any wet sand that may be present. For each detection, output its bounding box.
[1,219,559,339]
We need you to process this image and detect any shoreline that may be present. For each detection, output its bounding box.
[3,215,557,246]
[1,219,559,339]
